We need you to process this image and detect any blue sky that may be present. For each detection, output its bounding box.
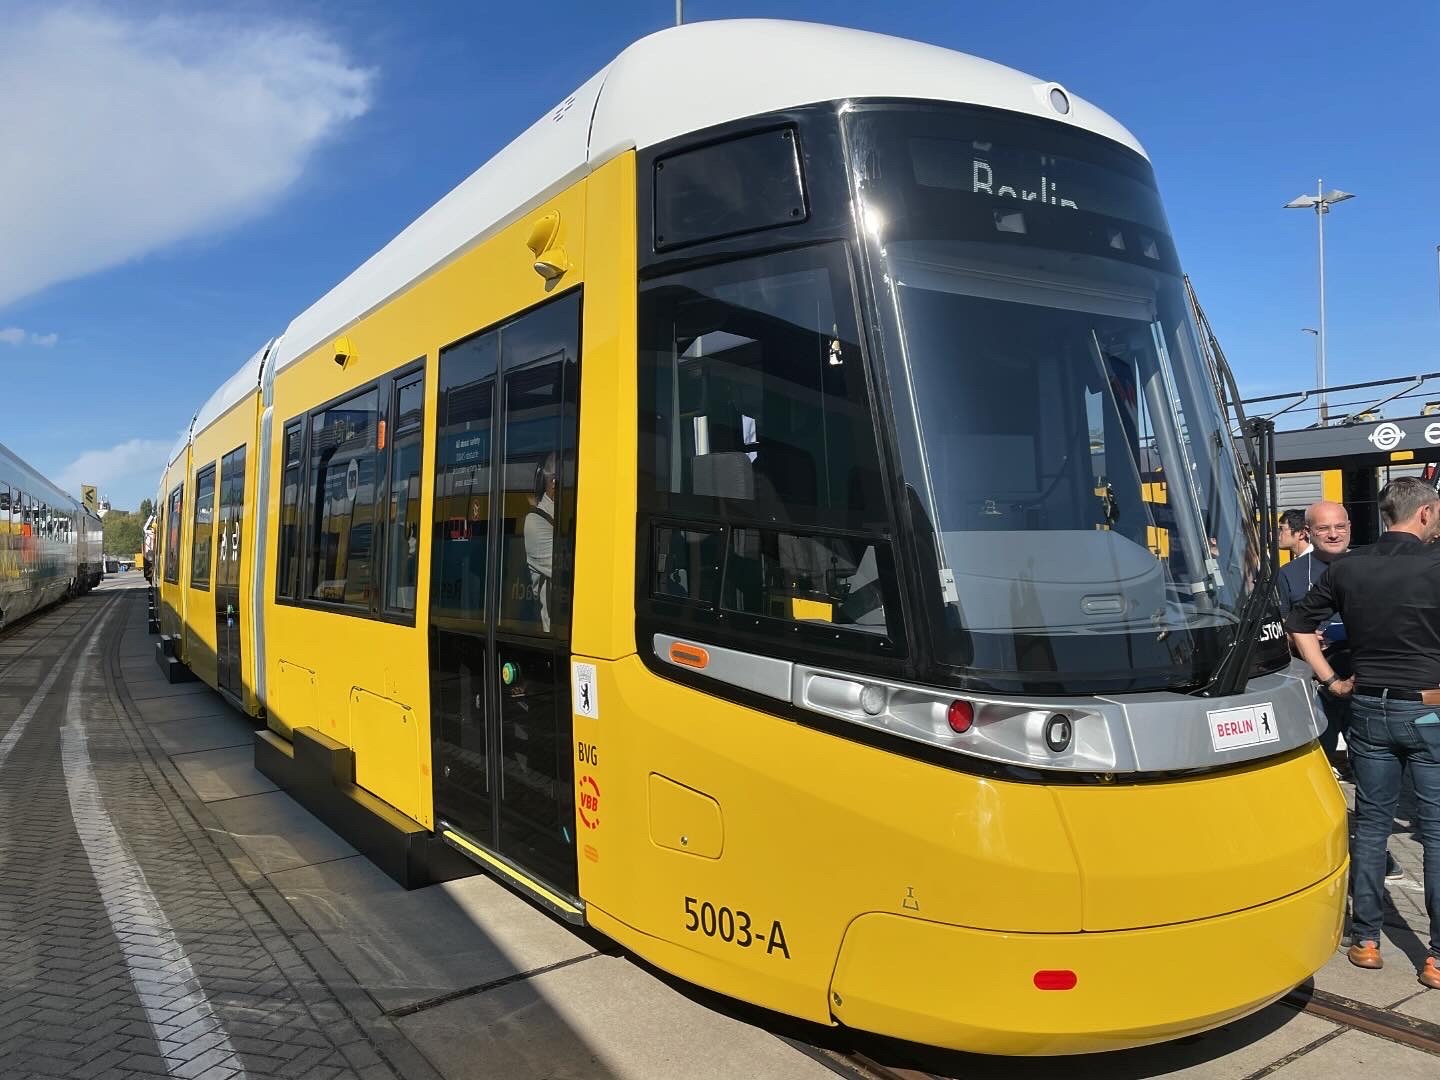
[2,0,1436,510]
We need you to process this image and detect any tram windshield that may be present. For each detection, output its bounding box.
[847,104,1259,691]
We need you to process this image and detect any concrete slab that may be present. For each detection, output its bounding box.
[122,669,178,690]
[1268,1029,1440,1078]
[394,953,834,1080]
[124,694,235,725]
[172,744,277,802]
[889,1005,1336,1079]
[149,712,255,756]
[269,855,594,1012]
[1395,988,1440,1023]
[208,790,358,875]
[128,680,215,702]
[1313,928,1435,1007]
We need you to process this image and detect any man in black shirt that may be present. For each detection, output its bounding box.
[1287,477,1440,989]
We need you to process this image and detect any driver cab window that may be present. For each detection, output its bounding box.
[639,243,899,646]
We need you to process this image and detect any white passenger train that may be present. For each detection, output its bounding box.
[0,440,103,628]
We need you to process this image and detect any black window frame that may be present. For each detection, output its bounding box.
[635,239,909,671]
[163,483,184,584]
[276,418,306,601]
[275,356,426,625]
[190,462,217,591]
[383,368,426,618]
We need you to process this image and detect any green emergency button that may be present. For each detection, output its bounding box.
[501,661,518,686]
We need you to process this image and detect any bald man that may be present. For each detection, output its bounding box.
[1279,501,1353,764]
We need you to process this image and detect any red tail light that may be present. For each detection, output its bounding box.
[1034,970,1078,991]
[947,699,974,734]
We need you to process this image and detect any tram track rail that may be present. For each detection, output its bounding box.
[778,1036,948,1080]
[1280,983,1440,1058]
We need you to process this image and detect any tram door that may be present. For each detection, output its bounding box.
[215,445,246,698]
[429,291,581,896]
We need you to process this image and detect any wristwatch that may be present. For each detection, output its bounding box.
[1318,674,1338,690]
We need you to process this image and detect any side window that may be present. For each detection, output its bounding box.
[432,334,497,627]
[384,371,424,615]
[277,421,304,599]
[497,297,581,637]
[191,464,216,589]
[306,388,379,606]
[279,359,427,620]
[164,484,184,583]
[638,243,901,650]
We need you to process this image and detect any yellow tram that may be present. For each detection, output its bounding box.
[154,20,1346,1055]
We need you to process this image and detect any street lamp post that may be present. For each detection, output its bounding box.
[1301,327,1320,421]
[1285,180,1355,427]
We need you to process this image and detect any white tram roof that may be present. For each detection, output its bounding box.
[0,438,81,509]
[167,425,194,470]
[192,340,272,438]
[272,19,1144,375]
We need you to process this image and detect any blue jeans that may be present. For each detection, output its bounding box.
[1347,694,1440,960]
[1318,689,1351,761]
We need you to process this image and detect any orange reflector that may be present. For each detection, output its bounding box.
[377,419,387,450]
[1034,970,1077,991]
[669,643,709,669]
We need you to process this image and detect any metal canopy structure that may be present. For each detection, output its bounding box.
[1244,371,1440,471]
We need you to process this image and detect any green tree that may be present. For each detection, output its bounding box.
[138,497,155,521]
[103,511,143,555]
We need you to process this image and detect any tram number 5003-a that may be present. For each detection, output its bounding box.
[683,897,790,959]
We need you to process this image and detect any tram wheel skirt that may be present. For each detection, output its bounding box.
[828,861,1347,1056]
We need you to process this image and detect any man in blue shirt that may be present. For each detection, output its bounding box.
[1278,501,1352,767]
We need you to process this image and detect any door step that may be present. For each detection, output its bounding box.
[254,726,476,890]
[440,824,586,925]
[153,639,195,683]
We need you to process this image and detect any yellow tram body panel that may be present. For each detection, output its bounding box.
[576,654,1347,1051]
[825,862,1346,1055]
[261,174,593,830]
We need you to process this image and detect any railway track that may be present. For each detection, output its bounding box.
[0,590,107,681]
[781,978,1440,1080]
[1280,983,1440,1058]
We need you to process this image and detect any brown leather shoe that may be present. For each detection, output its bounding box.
[1347,941,1383,969]
[1421,958,1440,989]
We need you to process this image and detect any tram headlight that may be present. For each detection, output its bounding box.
[1048,86,1071,115]
[1044,713,1074,754]
[859,684,886,716]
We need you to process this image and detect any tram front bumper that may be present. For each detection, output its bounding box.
[827,859,1347,1056]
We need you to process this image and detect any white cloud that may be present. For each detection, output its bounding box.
[55,437,172,511]
[0,326,57,346]
[0,7,374,309]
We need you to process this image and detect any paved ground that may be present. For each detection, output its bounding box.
[1,575,1438,1079]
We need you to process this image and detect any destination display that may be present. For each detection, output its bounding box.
[850,104,1179,272]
